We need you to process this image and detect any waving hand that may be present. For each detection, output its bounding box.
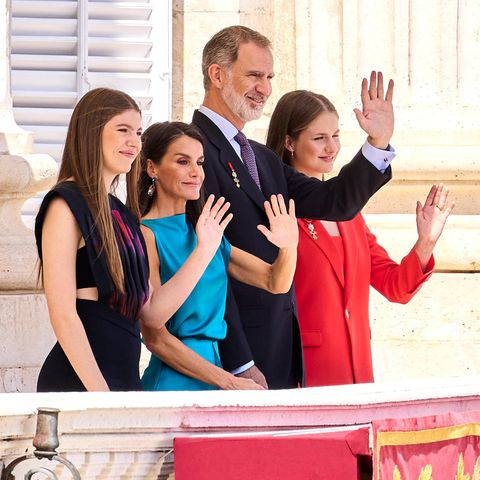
[354,71,394,149]
[257,194,298,249]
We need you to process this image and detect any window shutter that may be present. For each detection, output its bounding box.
[11,0,171,223]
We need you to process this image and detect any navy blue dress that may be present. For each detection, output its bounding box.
[35,182,150,391]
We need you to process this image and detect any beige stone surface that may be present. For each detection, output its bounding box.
[371,273,480,341]
[371,273,480,380]
[0,293,53,392]
[362,183,479,216]
[0,150,57,292]
[363,214,480,271]
[1,367,40,394]
[373,341,480,381]
[172,7,241,123]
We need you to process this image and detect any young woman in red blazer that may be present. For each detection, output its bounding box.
[266,90,454,386]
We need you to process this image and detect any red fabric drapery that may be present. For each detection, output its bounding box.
[373,410,480,479]
[175,427,369,480]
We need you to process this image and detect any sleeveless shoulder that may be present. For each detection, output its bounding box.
[35,182,149,319]
[35,181,111,301]
[35,181,94,262]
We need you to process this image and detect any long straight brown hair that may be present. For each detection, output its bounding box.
[57,87,142,292]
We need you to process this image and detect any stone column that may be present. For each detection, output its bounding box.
[0,0,57,391]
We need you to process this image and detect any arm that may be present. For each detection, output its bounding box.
[413,184,454,271]
[141,323,264,390]
[369,185,453,303]
[227,194,298,294]
[41,197,109,391]
[288,71,395,221]
[139,195,232,328]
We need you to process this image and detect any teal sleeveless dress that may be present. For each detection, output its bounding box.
[141,214,231,391]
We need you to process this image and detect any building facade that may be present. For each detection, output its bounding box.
[0,0,479,392]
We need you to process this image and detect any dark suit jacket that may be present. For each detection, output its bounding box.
[192,109,391,389]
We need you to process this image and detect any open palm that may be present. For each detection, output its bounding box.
[257,194,298,249]
[354,71,394,149]
[196,195,233,256]
[416,184,454,245]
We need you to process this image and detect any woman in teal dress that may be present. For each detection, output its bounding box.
[138,121,298,391]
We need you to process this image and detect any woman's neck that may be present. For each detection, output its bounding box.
[143,195,186,219]
[103,174,115,193]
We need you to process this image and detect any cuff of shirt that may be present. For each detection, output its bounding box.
[362,140,396,173]
[230,360,254,375]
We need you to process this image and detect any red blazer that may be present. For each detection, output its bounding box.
[294,214,434,386]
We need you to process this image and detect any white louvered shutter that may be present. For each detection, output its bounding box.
[11,0,171,223]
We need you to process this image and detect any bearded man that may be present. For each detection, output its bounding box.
[192,25,395,389]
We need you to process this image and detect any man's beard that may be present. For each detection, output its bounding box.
[221,77,265,123]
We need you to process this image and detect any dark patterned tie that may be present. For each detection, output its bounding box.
[234,130,261,190]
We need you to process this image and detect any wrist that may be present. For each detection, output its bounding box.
[414,239,435,263]
[279,243,298,253]
[194,242,215,260]
[367,135,390,150]
[415,236,436,251]
[217,371,235,390]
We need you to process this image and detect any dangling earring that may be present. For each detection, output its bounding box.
[290,149,294,160]
[147,176,157,196]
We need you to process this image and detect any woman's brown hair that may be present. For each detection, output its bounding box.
[57,87,141,293]
[266,90,338,165]
[139,121,206,226]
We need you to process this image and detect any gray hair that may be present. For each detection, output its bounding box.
[202,25,271,89]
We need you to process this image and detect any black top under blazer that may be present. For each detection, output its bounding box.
[192,110,391,389]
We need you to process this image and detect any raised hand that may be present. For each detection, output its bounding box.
[353,71,394,149]
[195,194,233,255]
[257,194,298,249]
[416,184,454,247]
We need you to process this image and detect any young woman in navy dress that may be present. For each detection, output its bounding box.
[36,88,166,391]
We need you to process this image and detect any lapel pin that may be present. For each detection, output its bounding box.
[304,219,318,240]
[228,162,241,188]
